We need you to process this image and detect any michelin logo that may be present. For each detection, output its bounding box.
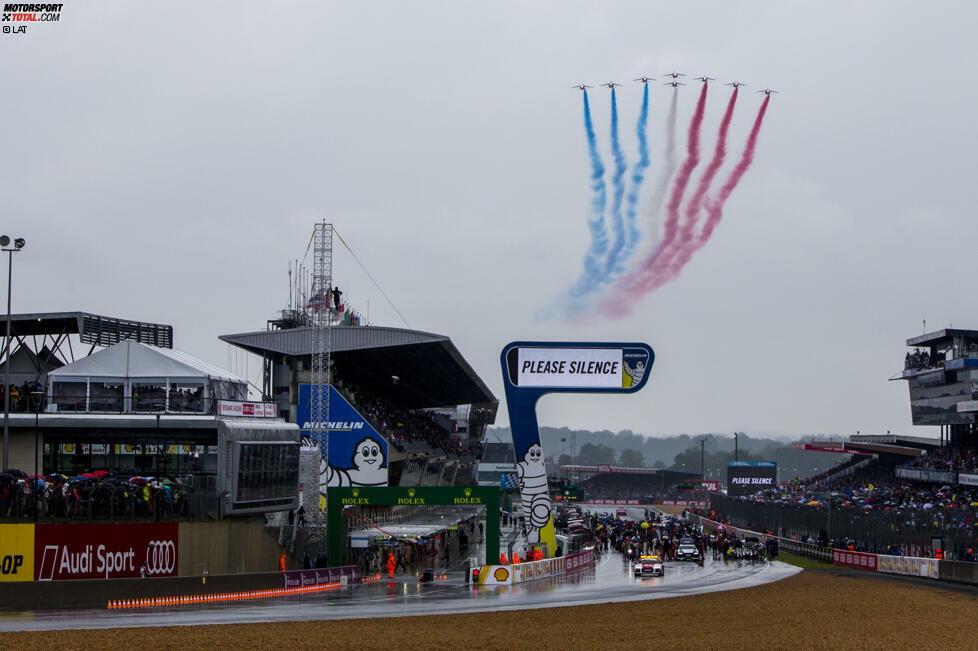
[302,421,365,431]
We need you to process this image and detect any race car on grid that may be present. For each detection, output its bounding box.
[634,555,664,577]
[675,538,701,562]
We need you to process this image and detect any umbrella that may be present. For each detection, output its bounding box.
[3,468,27,479]
[80,472,97,478]
[92,470,109,478]
[129,477,147,485]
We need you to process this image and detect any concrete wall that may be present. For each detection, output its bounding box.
[0,571,287,610]
[939,559,978,584]
[178,519,297,577]
[8,430,43,475]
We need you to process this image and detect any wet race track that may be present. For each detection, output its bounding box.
[0,508,800,632]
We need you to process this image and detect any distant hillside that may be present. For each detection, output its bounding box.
[485,426,848,480]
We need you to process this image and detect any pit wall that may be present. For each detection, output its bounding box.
[689,513,956,583]
[476,548,594,586]
[178,519,296,576]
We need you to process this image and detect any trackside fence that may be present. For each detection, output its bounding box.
[707,493,978,559]
[688,512,978,587]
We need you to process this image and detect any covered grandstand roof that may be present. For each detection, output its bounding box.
[220,325,497,412]
[2,311,172,348]
[796,440,924,457]
[907,328,978,347]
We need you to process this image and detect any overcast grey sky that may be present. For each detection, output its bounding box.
[3,1,976,439]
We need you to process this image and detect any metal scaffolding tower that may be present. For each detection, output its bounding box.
[311,221,333,536]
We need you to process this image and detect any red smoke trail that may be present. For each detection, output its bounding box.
[660,87,739,279]
[620,82,708,296]
[602,94,770,318]
[695,94,770,246]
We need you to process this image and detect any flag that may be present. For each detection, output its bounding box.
[306,289,328,311]
[500,473,519,491]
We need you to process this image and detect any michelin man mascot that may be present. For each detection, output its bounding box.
[623,359,646,388]
[516,443,551,544]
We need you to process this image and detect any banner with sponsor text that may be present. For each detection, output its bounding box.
[34,523,178,581]
[877,554,939,579]
[282,566,359,589]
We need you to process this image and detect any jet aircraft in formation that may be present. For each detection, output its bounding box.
[570,76,777,94]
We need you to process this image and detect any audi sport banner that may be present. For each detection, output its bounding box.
[34,523,178,581]
[726,461,777,496]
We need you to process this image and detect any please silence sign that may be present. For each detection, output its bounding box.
[506,344,653,390]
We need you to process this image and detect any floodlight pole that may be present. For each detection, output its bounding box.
[2,243,23,470]
[34,391,41,521]
[156,413,161,521]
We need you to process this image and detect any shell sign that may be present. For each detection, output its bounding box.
[493,567,510,582]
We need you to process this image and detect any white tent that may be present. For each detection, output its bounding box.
[47,340,247,413]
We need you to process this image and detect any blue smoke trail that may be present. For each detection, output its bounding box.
[617,83,650,272]
[571,90,609,296]
[602,88,628,280]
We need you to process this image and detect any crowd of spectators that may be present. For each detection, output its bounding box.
[335,379,478,458]
[0,467,195,521]
[905,348,938,371]
[911,446,978,475]
[0,381,44,413]
[713,447,978,559]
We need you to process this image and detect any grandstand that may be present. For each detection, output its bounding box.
[220,323,498,490]
[558,464,700,501]
[898,328,978,443]
[704,326,978,559]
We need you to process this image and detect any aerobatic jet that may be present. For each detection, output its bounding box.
[663,81,685,87]
[572,83,594,90]
[694,75,715,83]
[603,82,622,88]
[757,88,779,95]
[633,75,655,84]
[664,71,685,79]
[725,81,747,88]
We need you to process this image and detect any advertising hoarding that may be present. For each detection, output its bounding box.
[217,400,277,418]
[832,549,878,572]
[726,461,777,496]
[34,523,178,581]
[501,341,655,559]
[297,384,388,487]
[0,524,34,582]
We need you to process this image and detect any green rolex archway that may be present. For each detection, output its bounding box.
[326,486,499,567]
